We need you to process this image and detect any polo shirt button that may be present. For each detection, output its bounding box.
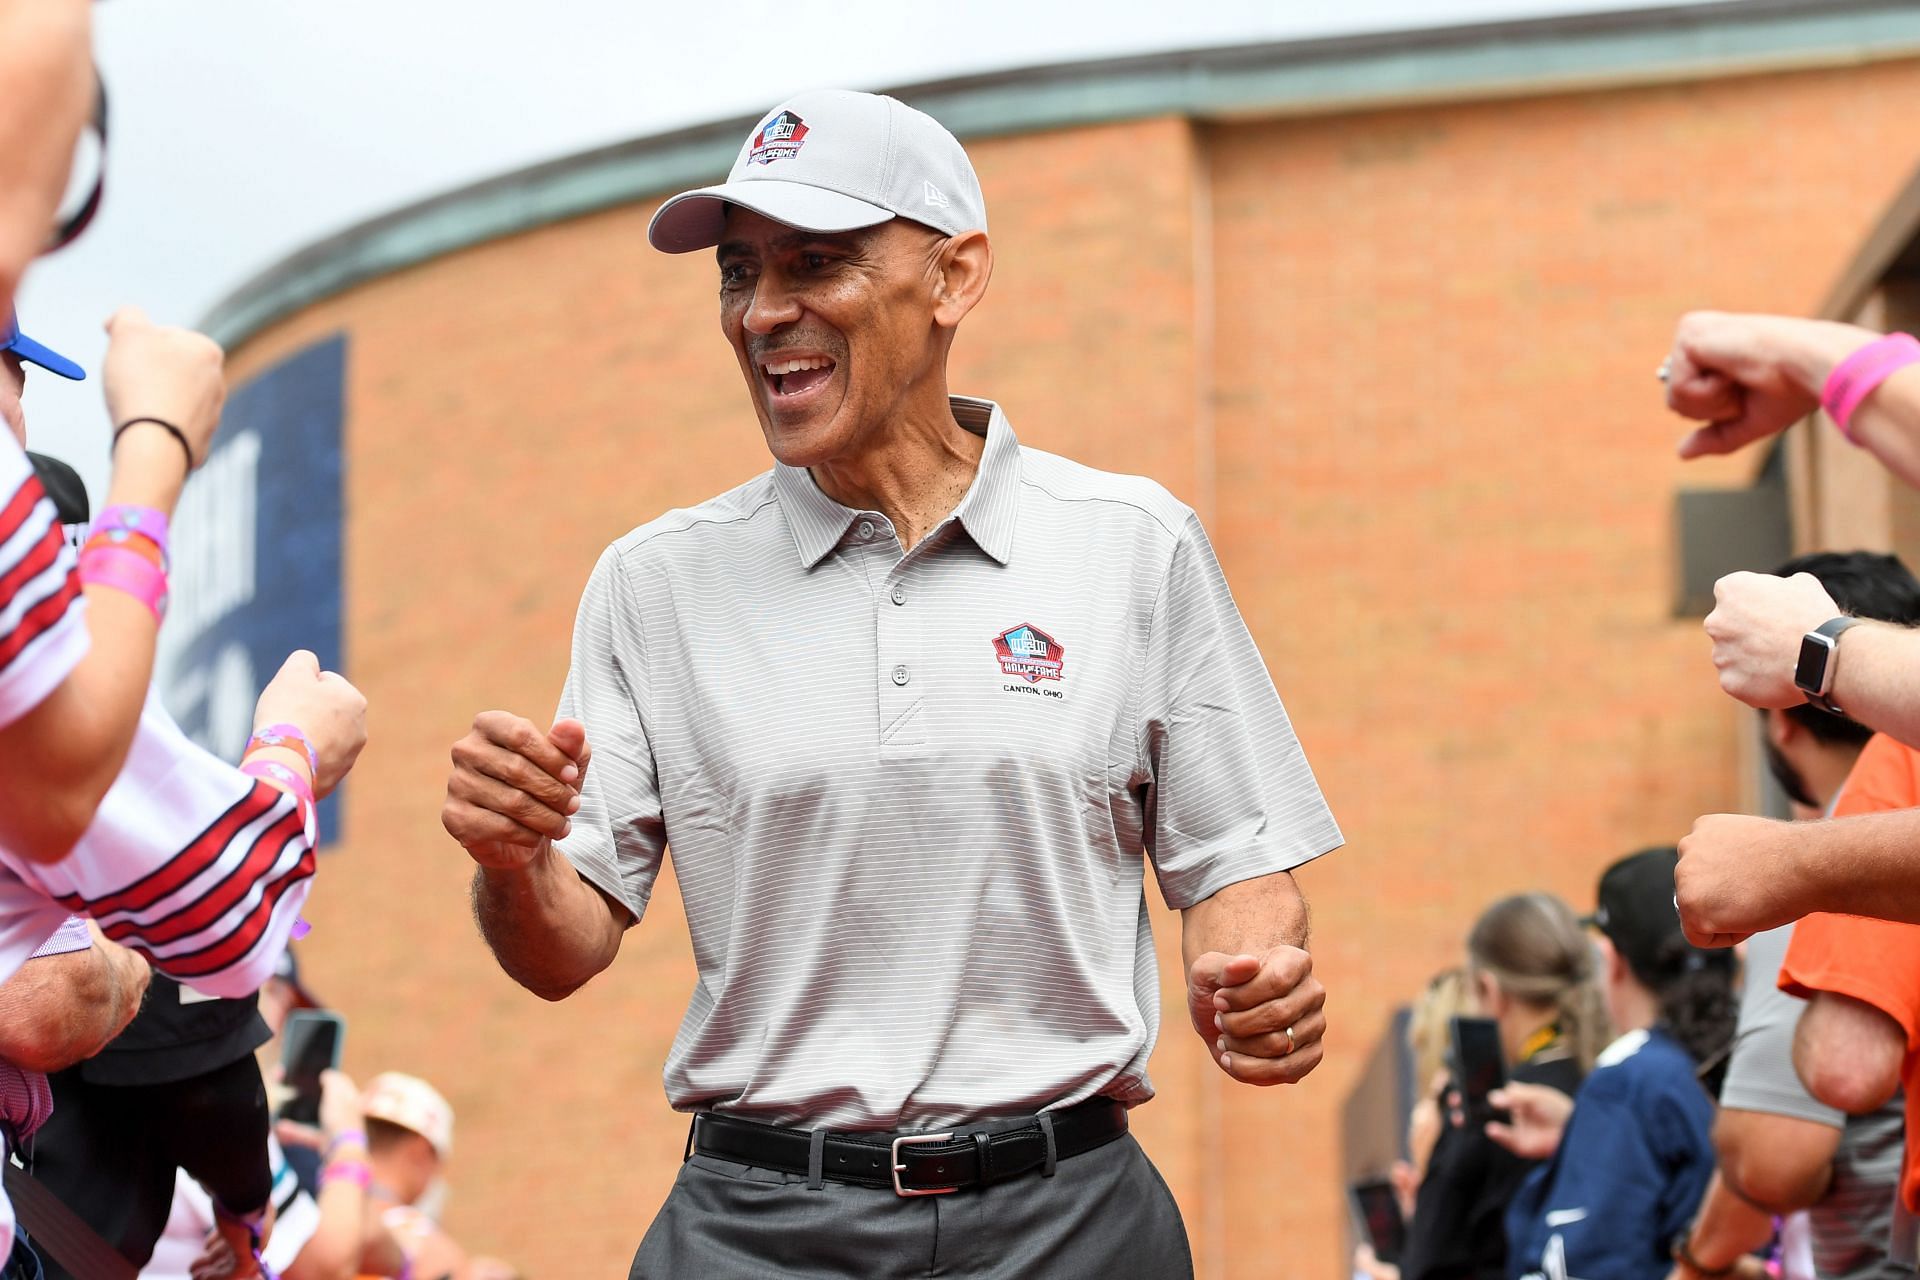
[890,586,907,606]
[891,664,910,686]
[858,520,875,539]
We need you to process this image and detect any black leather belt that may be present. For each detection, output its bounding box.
[687,1098,1128,1196]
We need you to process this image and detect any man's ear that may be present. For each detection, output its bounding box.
[1765,707,1798,751]
[933,231,992,329]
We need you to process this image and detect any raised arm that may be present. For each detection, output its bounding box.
[1676,808,1920,944]
[1702,569,1920,750]
[0,309,227,862]
[445,713,628,1001]
[1666,311,1920,487]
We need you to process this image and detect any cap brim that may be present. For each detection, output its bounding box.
[648,180,895,253]
[4,332,84,380]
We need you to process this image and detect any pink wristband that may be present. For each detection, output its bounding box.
[321,1158,373,1190]
[247,723,318,777]
[1822,332,1920,442]
[77,543,168,622]
[91,504,171,566]
[240,757,316,809]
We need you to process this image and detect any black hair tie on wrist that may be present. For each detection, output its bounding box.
[113,417,195,474]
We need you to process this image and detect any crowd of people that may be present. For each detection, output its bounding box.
[1352,315,1920,1279]
[0,6,521,1278]
[13,1,1920,1277]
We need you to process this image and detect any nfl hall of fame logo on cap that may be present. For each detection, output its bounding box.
[749,110,809,166]
[993,623,1065,684]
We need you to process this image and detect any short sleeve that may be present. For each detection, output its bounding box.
[0,436,87,729]
[1780,734,1920,1052]
[552,545,666,924]
[1781,913,1920,1054]
[0,693,316,998]
[1137,513,1341,909]
[1719,925,1840,1125]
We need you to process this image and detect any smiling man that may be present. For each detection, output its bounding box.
[441,89,1342,1279]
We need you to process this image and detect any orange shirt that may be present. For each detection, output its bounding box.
[1778,732,1920,1213]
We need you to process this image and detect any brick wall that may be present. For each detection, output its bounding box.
[223,59,1920,1277]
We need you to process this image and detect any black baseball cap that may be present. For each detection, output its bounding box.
[1584,847,1732,987]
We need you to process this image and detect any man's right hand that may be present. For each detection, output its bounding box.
[101,306,226,468]
[1675,812,1813,948]
[251,650,367,798]
[442,713,587,871]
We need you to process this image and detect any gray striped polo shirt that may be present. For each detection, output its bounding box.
[554,396,1342,1130]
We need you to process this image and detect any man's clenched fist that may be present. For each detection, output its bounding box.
[1187,945,1325,1086]
[1674,812,1814,948]
[1704,571,1839,709]
[442,712,588,871]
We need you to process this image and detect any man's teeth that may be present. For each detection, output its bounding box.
[764,357,833,376]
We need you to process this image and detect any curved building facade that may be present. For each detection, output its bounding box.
[192,5,1920,1273]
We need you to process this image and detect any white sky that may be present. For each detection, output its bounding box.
[20,0,1714,488]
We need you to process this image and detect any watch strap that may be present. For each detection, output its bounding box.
[1798,615,1865,706]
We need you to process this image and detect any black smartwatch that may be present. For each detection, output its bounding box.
[1794,616,1864,716]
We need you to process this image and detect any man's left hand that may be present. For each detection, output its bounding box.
[1187,945,1325,1085]
[1704,571,1839,709]
[1675,812,1813,947]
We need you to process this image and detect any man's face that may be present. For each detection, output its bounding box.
[1762,732,1817,810]
[716,208,949,469]
[1,353,25,447]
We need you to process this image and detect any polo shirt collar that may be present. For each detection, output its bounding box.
[772,396,1021,568]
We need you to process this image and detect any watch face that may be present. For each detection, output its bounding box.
[1795,632,1834,695]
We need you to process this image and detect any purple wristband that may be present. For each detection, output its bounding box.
[91,504,171,563]
[247,722,318,777]
[1822,332,1920,442]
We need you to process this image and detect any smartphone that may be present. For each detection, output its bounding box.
[1450,1014,1510,1129]
[1348,1176,1406,1263]
[279,1009,345,1126]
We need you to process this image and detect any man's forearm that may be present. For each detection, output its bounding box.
[1827,623,1920,750]
[1679,1173,1777,1272]
[471,841,627,1001]
[0,942,143,1071]
[1179,869,1308,968]
[1712,1110,1837,1214]
[1788,808,1920,925]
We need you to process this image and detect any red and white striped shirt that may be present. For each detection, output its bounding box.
[0,434,320,1258]
[0,433,87,727]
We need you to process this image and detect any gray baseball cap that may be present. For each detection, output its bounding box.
[648,90,987,254]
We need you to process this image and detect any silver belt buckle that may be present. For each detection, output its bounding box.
[890,1131,957,1197]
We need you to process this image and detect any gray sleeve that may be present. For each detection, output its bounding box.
[1139,513,1343,910]
[1719,923,1844,1126]
[551,545,666,924]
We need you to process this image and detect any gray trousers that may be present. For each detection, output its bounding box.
[629,1131,1194,1279]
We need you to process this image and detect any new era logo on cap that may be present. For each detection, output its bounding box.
[648,89,988,253]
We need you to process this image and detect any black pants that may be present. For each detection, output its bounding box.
[632,1132,1193,1279]
[29,1055,271,1278]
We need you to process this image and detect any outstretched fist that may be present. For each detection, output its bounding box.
[442,712,589,871]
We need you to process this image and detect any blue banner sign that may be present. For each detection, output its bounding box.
[160,335,346,842]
